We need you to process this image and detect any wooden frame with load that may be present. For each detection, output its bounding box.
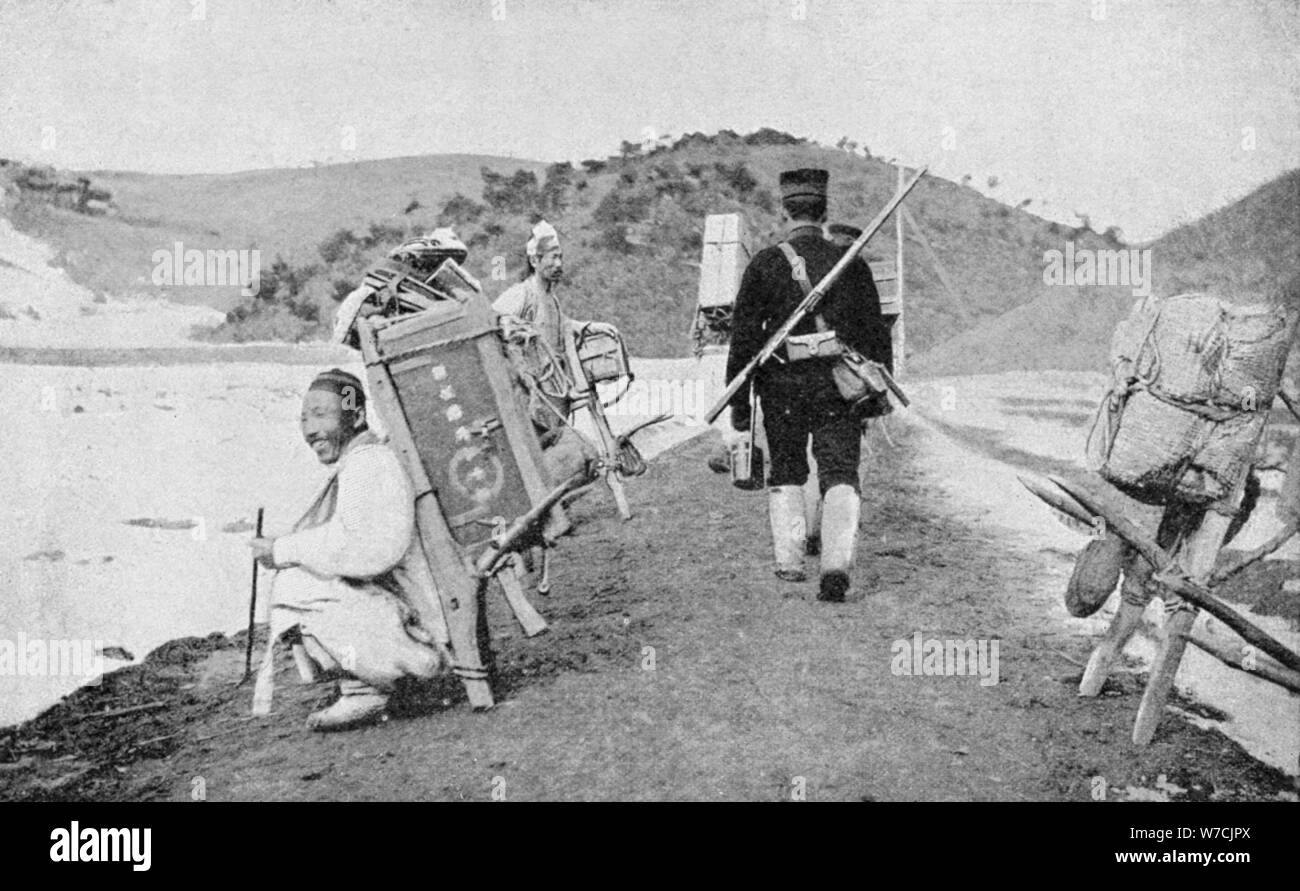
[353,279,583,708]
[1018,295,1300,763]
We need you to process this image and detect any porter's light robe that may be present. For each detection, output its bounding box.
[493,276,571,356]
[268,432,449,690]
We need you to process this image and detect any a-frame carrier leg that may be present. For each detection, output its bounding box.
[1131,510,1233,744]
[361,338,494,709]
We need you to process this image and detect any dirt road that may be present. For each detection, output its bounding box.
[1,422,1294,802]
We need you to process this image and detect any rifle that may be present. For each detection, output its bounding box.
[475,471,592,577]
[703,166,927,425]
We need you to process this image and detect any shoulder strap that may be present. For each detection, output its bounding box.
[291,429,384,532]
[777,242,829,333]
[292,473,340,533]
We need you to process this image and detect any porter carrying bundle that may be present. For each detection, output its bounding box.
[1086,293,1292,506]
[332,255,482,347]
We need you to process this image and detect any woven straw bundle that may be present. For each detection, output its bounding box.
[1218,302,1290,408]
[1097,389,1202,499]
[1088,294,1291,506]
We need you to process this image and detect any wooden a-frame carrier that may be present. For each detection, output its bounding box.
[354,284,575,708]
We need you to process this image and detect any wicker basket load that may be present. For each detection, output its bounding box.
[1088,294,1291,506]
[574,322,630,384]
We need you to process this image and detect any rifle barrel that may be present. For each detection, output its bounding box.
[875,362,910,407]
[474,473,588,575]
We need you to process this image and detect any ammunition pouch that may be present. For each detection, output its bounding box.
[784,331,844,362]
[776,241,890,413]
[830,345,890,413]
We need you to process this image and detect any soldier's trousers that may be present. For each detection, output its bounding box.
[761,385,860,493]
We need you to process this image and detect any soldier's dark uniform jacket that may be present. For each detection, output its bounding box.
[725,221,893,493]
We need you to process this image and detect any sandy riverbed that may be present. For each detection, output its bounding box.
[0,351,721,728]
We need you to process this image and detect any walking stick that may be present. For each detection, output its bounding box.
[241,507,264,682]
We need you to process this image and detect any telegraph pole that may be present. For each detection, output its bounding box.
[895,163,905,379]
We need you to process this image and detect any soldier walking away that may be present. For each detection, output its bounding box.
[724,169,893,602]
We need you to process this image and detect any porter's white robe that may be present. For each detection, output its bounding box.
[493,276,570,356]
[268,433,449,690]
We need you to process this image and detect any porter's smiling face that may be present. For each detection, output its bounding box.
[300,388,356,465]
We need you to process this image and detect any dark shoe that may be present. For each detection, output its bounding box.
[805,535,821,556]
[818,571,849,602]
[774,567,807,582]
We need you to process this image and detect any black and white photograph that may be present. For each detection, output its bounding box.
[0,0,1296,853]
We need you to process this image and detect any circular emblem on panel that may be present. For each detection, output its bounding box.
[449,445,505,504]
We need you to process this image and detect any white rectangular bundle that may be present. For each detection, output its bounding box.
[697,213,750,310]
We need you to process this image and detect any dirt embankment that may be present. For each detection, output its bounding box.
[1,426,1295,802]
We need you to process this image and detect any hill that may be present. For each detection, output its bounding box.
[1,132,1126,358]
[1150,168,1300,300]
[555,134,1124,358]
[914,169,1300,377]
[0,154,548,312]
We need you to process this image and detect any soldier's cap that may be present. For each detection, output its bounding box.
[308,368,366,408]
[527,220,561,257]
[826,222,863,240]
[779,168,830,203]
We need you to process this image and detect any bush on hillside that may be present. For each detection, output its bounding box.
[438,193,487,227]
[194,253,331,343]
[586,157,774,257]
[596,224,635,254]
[5,163,114,215]
[481,167,541,215]
[593,188,654,226]
[316,222,408,270]
[540,162,575,215]
[317,228,359,265]
[714,162,758,198]
[742,127,805,147]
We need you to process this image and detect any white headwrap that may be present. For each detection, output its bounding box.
[526,220,561,258]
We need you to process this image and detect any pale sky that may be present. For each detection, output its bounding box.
[1,0,1296,240]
